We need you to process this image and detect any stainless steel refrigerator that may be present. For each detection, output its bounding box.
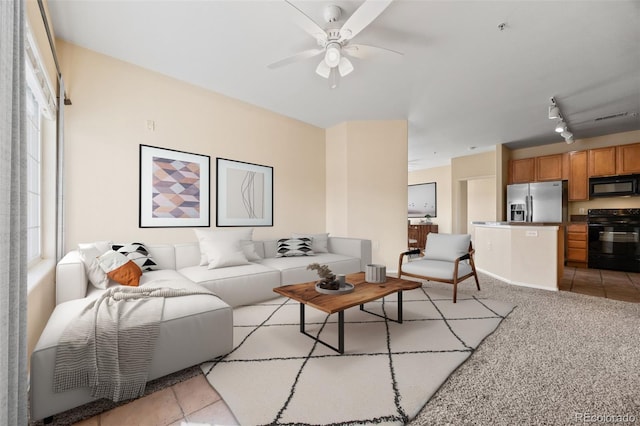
[506,180,567,223]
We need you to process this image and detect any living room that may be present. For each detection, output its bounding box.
[2,0,639,425]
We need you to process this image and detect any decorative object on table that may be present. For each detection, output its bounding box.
[365,264,386,283]
[307,263,355,294]
[139,145,210,228]
[216,158,273,227]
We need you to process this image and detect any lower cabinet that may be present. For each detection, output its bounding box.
[566,223,588,268]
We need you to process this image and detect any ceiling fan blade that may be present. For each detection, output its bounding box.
[343,43,403,59]
[339,0,394,42]
[284,0,328,44]
[268,48,324,69]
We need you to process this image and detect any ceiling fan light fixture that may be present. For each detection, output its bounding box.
[338,57,354,77]
[315,60,331,78]
[324,43,341,68]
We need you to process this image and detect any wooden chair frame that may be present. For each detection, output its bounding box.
[397,242,480,303]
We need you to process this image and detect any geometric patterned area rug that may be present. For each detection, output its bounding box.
[201,286,515,425]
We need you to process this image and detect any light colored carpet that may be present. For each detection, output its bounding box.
[409,274,640,425]
[201,285,514,425]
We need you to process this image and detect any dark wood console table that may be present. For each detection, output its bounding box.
[408,224,438,249]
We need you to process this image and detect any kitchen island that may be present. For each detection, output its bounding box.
[472,222,564,291]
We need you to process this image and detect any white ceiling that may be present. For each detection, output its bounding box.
[47,0,640,171]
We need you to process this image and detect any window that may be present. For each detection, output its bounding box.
[26,86,42,264]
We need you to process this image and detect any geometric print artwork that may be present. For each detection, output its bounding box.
[201,285,515,425]
[152,156,200,219]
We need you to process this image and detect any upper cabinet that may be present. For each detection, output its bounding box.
[588,142,640,177]
[568,151,589,201]
[588,146,616,177]
[616,143,640,175]
[510,158,535,183]
[535,154,564,181]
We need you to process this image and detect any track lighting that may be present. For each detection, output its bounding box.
[548,97,574,143]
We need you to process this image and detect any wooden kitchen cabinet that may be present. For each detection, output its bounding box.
[616,142,640,174]
[509,158,535,183]
[566,223,588,267]
[408,224,438,249]
[588,146,616,177]
[535,154,564,181]
[568,150,588,201]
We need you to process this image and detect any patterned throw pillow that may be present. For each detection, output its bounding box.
[276,238,315,257]
[111,242,158,272]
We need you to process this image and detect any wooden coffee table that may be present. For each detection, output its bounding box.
[273,272,421,354]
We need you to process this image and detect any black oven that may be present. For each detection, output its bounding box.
[588,208,640,272]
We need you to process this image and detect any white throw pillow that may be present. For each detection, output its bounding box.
[194,228,253,266]
[241,240,262,261]
[292,232,329,253]
[200,239,250,269]
[78,246,110,289]
[77,240,112,255]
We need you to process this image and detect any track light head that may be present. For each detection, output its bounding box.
[555,121,567,133]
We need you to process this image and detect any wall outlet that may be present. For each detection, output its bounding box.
[579,208,585,214]
[526,230,538,237]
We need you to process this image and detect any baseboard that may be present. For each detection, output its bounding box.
[476,268,559,292]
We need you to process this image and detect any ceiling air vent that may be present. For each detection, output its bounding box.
[594,112,629,122]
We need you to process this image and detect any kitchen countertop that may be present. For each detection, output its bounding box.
[471,221,564,226]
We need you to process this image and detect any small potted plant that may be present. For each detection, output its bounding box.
[307,263,339,290]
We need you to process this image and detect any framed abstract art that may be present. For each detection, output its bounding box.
[139,145,210,227]
[216,158,273,227]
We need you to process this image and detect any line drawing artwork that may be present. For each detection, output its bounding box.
[241,171,258,218]
[216,157,272,227]
[227,168,264,219]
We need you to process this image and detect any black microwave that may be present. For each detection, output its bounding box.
[589,174,639,198]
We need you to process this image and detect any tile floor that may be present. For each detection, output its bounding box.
[73,374,238,426]
[560,266,640,302]
[70,266,639,426]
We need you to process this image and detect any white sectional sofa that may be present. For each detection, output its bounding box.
[30,236,371,421]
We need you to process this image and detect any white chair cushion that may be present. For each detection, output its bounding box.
[423,233,471,262]
[402,259,472,280]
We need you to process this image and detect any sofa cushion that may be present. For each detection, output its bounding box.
[259,253,361,285]
[276,238,314,257]
[178,263,281,307]
[423,233,471,262]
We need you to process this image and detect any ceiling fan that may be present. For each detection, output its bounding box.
[268,0,402,89]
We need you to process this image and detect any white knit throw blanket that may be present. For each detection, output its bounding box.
[53,286,214,402]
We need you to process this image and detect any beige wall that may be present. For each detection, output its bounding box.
[326,120,408,270]
[451,150,498,233]
[467,177,497,241]
[408,165,452,233]
[58,41,327,249]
